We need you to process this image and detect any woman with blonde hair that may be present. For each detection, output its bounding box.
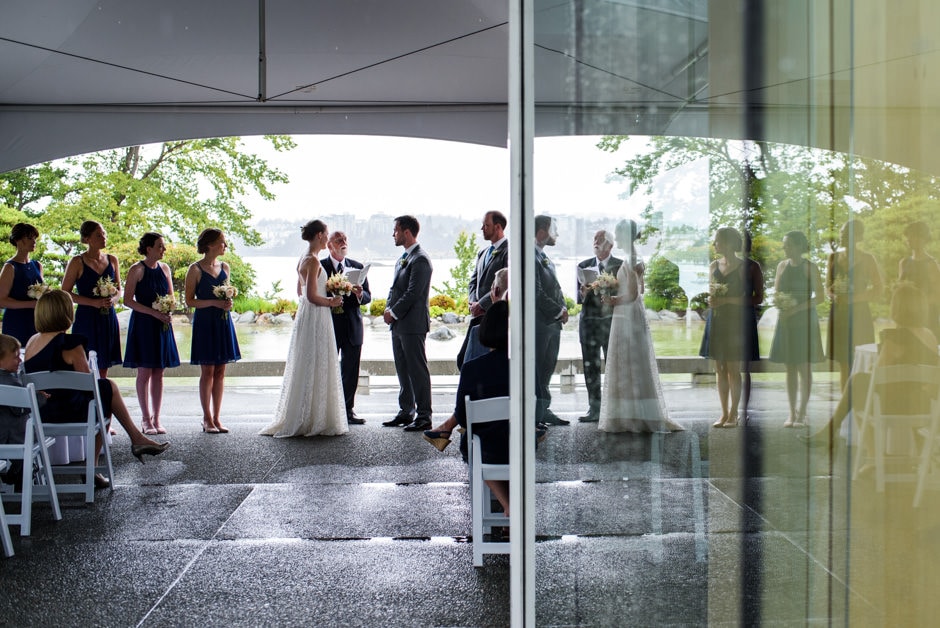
[24,290,169,487]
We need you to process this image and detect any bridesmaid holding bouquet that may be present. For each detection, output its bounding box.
[61,220,123,377]
[0,223,44,345]
[123,232,180,435]
[184,228,241,434]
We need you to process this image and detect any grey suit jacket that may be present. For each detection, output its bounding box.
[386,245,432,335]
[467,240,508,314]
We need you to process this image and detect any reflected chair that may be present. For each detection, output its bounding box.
[24,352,114,503]
[852,364,940,492]
[914,406,940,507]
[0,487,12,557]
[0,382,62,537]
[465,395,511,567]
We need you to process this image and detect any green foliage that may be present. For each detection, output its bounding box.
[689,292,709,313]
[109,241,254,299]
[565,295,581,318]
[231,295,296,316]
[433,230,477,300]
[429,305,445,318]
[429,294,456,310]
[369,298,387,317]
[643,255,688,312]
[273,298,298,315]
[0,137,295,275]
[455,295,470,316]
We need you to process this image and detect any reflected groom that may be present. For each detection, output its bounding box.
[322,231,371,425]
[382,215,433,431]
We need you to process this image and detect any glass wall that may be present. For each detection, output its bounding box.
[517,0,940,624]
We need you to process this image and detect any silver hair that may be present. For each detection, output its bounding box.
[598,230,615,246]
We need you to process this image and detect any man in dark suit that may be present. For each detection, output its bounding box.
[576,230,622,422]
[381,215,434,432]
[322,231,372,425]
[457,210,508,370]
[534,214,570,426]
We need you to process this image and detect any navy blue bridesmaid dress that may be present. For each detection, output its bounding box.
[123,262,181,369]
[1,259,41,344]
[190,267,241,365]
[71,257,123,367]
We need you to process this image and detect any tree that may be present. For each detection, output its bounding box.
[0,136,295,285]
[433,230,478,300]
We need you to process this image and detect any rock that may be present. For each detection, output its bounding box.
[256,313,275,325]
[657,310,680,320]
[645,309,661,320]
[441,312,461,324]
[273,313,294,325]
[236,311,256,324]
[429,326,457,341]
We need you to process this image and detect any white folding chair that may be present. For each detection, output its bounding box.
[852,364,940,492]
[24,351,114,503]
[913,408,940,507]
[465,395,511,567]
[0,489,12,557]
[0,383,62,536]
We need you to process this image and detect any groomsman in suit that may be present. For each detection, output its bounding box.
[457,210,509,370]
[534,214,570,426]
[322,231,372,425]
[382,215,434,432]
[576,230,622,422]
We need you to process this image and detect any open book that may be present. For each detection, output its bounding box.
[345,263,371,286]
[576,265,599,286]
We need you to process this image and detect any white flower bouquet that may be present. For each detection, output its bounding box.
[212,282,238,319]
[325,272,353,314]
[26,282,51,300]
[590,272,619,298]
[709,281,728,297]
[93,276,119,314]
[152,294,176,330]
[773,292,797,310]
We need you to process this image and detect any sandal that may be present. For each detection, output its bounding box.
[422,429,452,451]
[141,416,158,436]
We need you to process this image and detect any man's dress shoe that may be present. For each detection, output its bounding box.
[347,413,366,425]
[578,411,600,423]
[382,414,413,427]
[542,411,570,426]
[403,417,432,432]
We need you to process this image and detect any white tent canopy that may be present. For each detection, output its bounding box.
[0,0,717,172]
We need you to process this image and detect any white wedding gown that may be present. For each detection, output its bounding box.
[260,263,348,437]
[599,263,683,433]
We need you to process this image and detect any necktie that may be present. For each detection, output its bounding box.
[485,245,495,266]
[337,262,343,275]
[598,260,604,273]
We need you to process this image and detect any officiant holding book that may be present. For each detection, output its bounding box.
[323,230,372,424]
[576,229,623,423]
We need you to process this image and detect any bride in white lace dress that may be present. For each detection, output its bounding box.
[598,219,683,433]
[260,220,349,438]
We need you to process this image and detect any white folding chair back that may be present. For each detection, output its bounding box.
[914,408,940,507]
[852,364,940,492]
[0,383,62,536]
[465,395,511,567]
[24,352,114,503]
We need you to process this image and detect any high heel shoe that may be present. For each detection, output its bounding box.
[215,423,230,434]
[422,429,452,451]
[131,441,170,464]
[202,422,220,434]
[141,416,158,436]
[723,412,739,428]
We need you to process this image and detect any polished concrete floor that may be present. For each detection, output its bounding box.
[2,377,940,626]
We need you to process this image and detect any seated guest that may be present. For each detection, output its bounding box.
[461,268,508,368]
[0,333,43,490]
[804,284,939,449]
[24,290,170,488]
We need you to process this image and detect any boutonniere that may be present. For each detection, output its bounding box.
[400,258,409,269]
[541,257,550,268]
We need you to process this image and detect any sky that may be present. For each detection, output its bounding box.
[239,134,655,221]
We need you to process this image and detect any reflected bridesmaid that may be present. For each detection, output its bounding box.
[0,223,43,345]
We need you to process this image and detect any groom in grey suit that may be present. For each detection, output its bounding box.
[381,215,434,431]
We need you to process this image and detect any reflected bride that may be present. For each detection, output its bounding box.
[598,219,683,433]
